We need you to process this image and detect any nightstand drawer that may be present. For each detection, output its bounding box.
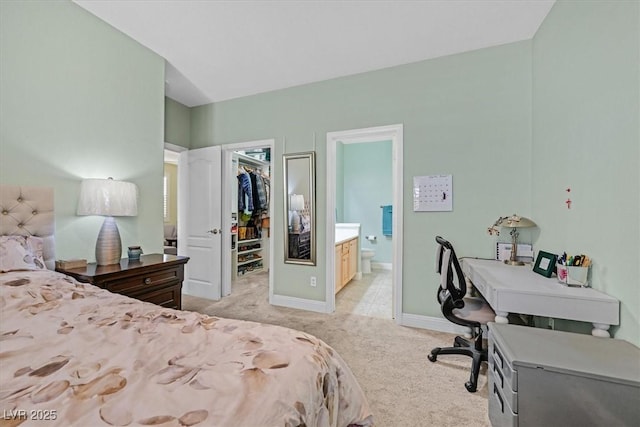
[137,284,181,309]
[104,267,180,294]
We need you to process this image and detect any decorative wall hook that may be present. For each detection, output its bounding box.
[566,198,572,209]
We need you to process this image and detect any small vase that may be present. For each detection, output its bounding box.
[128,246,143,261]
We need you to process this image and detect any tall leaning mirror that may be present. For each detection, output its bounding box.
[283,151,315,265]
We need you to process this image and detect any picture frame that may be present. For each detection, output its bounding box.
[533,250,557,278]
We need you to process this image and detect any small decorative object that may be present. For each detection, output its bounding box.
[127,246,143,261]
[533,250,557,278]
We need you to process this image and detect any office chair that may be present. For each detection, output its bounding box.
[428,236,495,392]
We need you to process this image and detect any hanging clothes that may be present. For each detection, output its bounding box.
[237,171,253,212]
[249,172,260,212]
[253,172,268,210]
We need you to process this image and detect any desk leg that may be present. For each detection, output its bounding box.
[495,312,509,324]
[592,323,611,338]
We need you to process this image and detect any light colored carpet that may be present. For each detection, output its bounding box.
[182,271,491,427]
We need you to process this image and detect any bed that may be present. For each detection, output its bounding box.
[0,185,373,427]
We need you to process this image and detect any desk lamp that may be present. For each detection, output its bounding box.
[77,178,138,265]
[488,214,536,266]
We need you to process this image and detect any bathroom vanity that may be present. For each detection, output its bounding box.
[335,224,360,294]
[335,237,358,294]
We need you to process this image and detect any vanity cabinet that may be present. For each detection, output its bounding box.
[335,237,358,294]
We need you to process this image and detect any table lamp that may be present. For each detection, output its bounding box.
[289,194,305,233]
[77,178,138,265]
[488,214,536,266]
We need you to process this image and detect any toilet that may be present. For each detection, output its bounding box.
[361,248,375,274]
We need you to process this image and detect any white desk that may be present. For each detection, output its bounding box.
[461,258,620,337]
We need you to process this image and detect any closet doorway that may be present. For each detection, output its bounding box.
[221,139,275,300]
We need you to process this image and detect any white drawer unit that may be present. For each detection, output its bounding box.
[488,323,640,427]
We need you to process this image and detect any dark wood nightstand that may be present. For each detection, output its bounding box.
[288,231,310,259]
[56,254,189,309]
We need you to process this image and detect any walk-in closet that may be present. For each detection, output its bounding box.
[231,149,271,279]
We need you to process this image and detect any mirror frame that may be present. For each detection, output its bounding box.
[283,151,316,265]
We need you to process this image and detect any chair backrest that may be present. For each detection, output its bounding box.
[435,236,467,302]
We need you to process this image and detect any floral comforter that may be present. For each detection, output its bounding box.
[0,270,373,427]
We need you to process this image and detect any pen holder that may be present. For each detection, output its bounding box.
[557,263,589,287]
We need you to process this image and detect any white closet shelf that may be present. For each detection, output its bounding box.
[237,257,263,267]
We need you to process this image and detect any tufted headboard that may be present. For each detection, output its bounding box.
[0,185,56,270]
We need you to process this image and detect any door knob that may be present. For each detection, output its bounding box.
[208,229,220,234]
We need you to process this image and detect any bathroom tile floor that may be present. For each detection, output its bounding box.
[336,267,393,319]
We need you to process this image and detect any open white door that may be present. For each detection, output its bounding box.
[178,146,222,300]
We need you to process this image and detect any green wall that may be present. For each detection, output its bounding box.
[191,40,533,311]
[165,97,191,148]
[341,140,393,263]
[0,0,165,261]
[188,1,639,344]
[532,0,639,343]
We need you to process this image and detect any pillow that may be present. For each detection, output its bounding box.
[26,236,47,269]
[0,235,47,272]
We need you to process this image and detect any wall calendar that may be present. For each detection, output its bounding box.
[413,174,453,212]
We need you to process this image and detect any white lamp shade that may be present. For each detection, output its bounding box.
[77,179,138,217]
[290,194,305,211]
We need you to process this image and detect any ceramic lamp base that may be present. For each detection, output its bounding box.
[95,216,122,266]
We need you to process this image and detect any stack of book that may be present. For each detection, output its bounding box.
[55,259,87,270]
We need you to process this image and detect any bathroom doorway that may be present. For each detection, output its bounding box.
[326,125,403,322]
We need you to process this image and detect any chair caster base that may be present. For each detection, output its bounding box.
[428,351,439,363]
[465,381,477,393]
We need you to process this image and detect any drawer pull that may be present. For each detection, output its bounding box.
[493,345,504,369]
[493,384,504,413]
[493,362,504,388]
[144,278,152,285]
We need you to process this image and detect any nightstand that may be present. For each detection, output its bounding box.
[288,230,310,259]
[56,254,189,309]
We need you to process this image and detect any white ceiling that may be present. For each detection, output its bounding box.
[74,0,555,107]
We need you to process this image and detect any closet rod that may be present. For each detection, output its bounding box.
[236,152,269,167]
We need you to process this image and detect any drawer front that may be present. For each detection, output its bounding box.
[136,284,181,309]
[103,267,180,295]
[299,232,310,244]
[489,379,518,427]
[490,338,518,391]
[489,354,518,413]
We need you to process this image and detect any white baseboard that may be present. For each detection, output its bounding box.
[372,262,392,270]
[270,293,329,313]
[399,313,469,335]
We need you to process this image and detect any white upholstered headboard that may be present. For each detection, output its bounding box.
[0,185,56,270]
